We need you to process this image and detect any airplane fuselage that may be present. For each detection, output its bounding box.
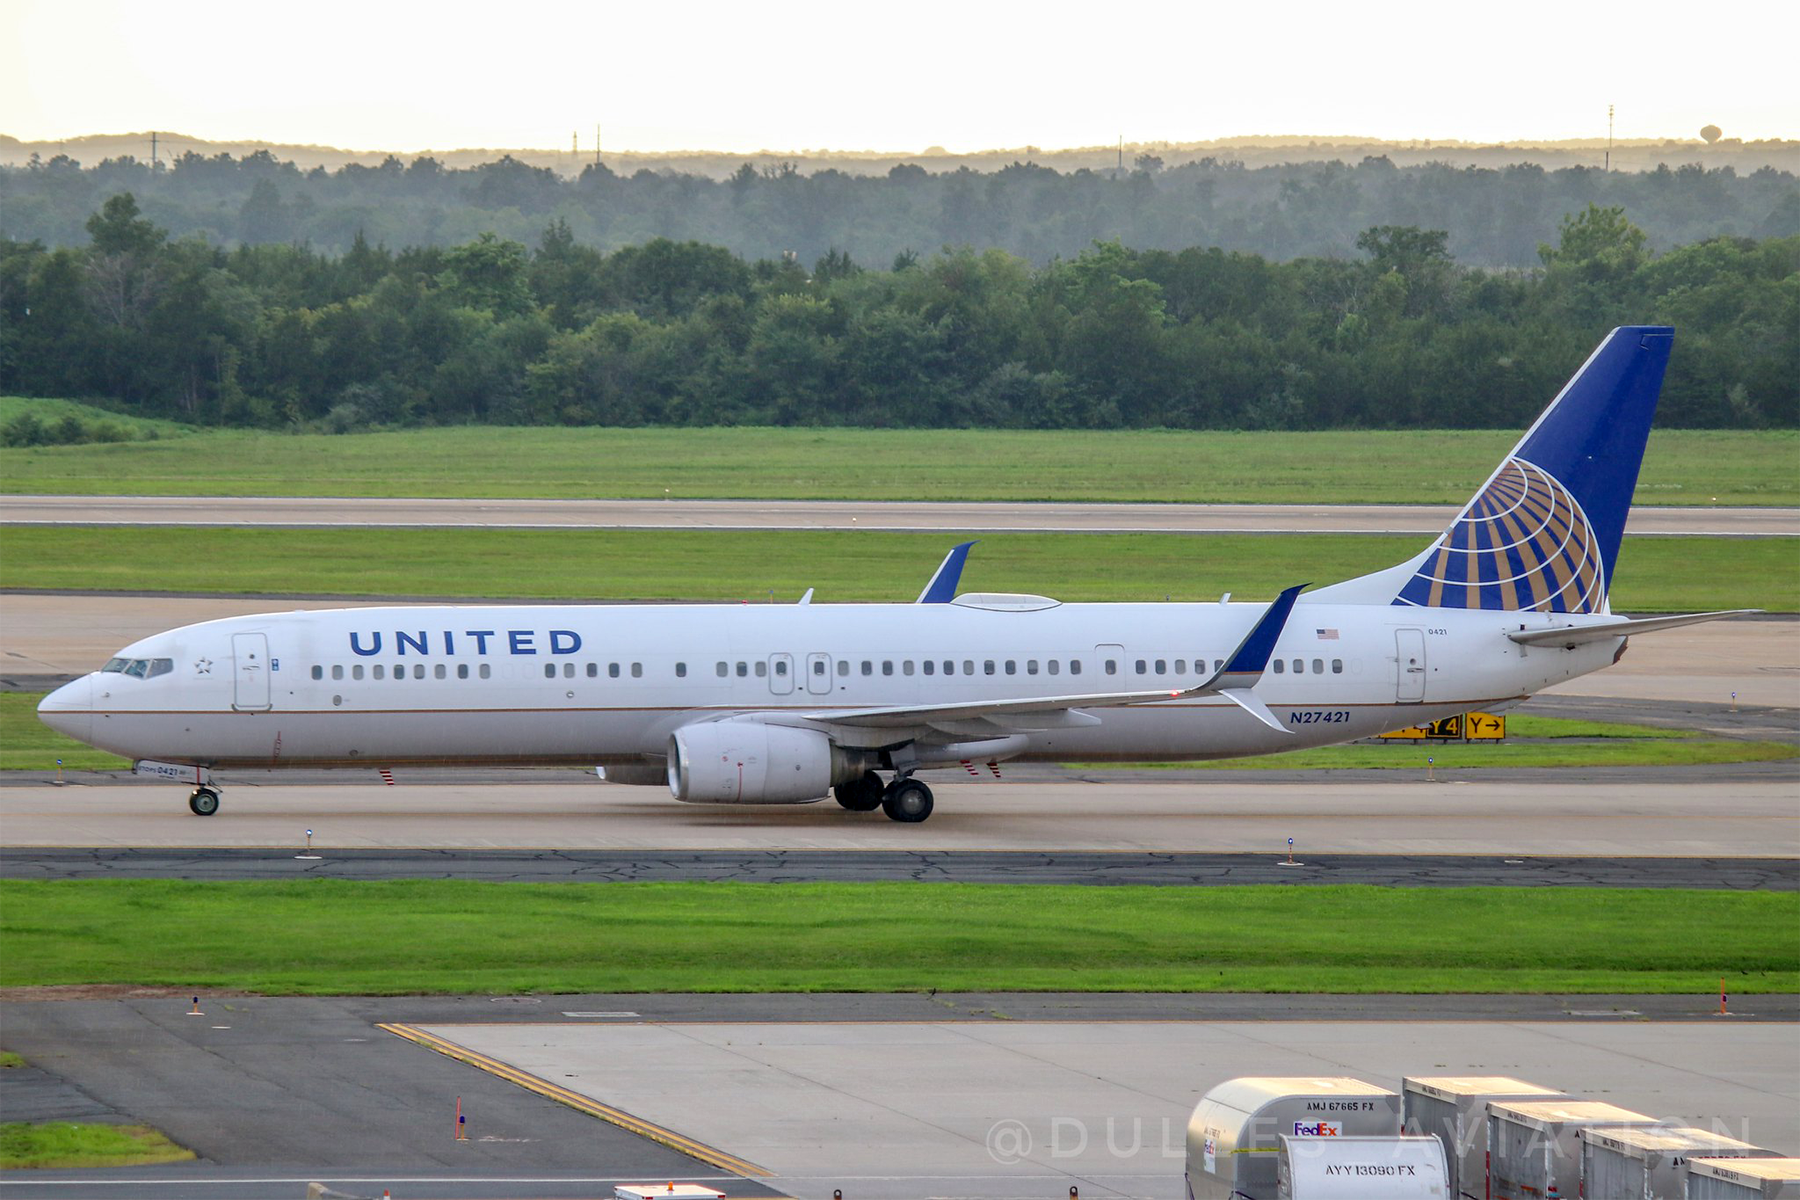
[51,597,1620,773]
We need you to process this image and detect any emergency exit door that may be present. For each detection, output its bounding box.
[232,632,271,711]
[1395,628,1426,703]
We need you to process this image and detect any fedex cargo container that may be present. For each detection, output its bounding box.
[1402,1075,1565,1199]
[1581,1125,1774,1200]
[1277,1134,1449,1199]
[1485,1099,1658,1200]
[1685,1157,1800,1199]
[1186,1077,1401,1200]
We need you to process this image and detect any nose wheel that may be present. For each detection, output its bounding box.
[881,778,934,823]
[188,786,220,816]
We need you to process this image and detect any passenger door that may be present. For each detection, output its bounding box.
[768,652,795,696]
[805,653,833,695]
[1094,643,1125,683]
[232,632,272,712]
[1395,628,1426,703]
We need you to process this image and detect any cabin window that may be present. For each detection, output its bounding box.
[458,663,469,679]
[479,663,492,679]
[1048,659,1060,675]
[1272,660,1284,674]
[1332,659,1343,674]
[609,663,621,678]
[945,660,957,676]
[753,661,766,677]
[332,665,344,681]
[1214,659,1224,673]
[774,660,787,676]
[1002,660,1015,675]
[311,665,323,680]
[1026,659,1039,675]
[1155,658,1167,674]
[395,668,406,684]
[1173,659,1186,675]
[1070,660,1082,675]
[861,661,873,676]
[631,663,643,678]
[1134,659,1147,675]
[838,660,850,676]
[1292,658,1303,674]
[353,664,365,680]
[675,662,686,678]
[1312,659,1324,675]
[545,664,557,679]
[1104,659,1116,675]
[813,660,827,676]
[963,660,974,675]
[373,665,385,680]
[587,662,598,678]
[736,661,748,677]
[984,660,996,675]
[717,662,729,678]
[922,660,934,676]
[435,664,447,680]
[902,660,914,676]
[881,660,893,676]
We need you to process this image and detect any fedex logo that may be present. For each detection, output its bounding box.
[1292,1121,1343,1137]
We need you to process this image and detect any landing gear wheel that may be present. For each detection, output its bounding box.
[188,786,220,817]
[834,771,885,812]
[882,778,934,823]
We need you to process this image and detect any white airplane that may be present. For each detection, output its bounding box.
[38,326,1753,823]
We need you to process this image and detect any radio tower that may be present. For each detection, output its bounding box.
[1605,104,1614,172]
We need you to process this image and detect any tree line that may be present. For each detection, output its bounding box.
[2,148,1794,271]
[1,192,1794,436]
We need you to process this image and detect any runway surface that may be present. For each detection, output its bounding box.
[6,847,1793,888]
[4,777,1796,857]
[4,591,1796,706]
[3,994,1794,1200]
[5,493,1795,535]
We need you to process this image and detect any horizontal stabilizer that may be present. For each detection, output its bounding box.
[1506,609,1761,648]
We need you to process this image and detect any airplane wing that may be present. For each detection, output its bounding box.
[917,541,977,603]
[1505,609,1761,649]
[802,584,1306,734]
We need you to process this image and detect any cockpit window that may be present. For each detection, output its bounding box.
[101,657,174,679]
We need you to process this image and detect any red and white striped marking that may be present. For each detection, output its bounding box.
[379,768,395,786]
[960,759,979,776]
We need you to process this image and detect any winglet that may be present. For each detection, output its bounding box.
[917,541,978,604]
[1203,584,1307,691]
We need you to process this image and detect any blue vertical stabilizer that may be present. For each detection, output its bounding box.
[1309,327,1673,613]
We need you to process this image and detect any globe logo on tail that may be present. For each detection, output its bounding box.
[1396,458,1604,613]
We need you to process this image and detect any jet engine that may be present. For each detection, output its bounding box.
[667,722,862,804]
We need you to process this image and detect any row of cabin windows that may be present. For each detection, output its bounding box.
[312,655,1345,683]
[1271,658,1344,675]
[312,662,649,682]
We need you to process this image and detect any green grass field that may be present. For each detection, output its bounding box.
[0,694,128,771]
[0,1122,193,1169]
[1,880,1792,995]
[1,400,1792,505]
[3,525,1790,612]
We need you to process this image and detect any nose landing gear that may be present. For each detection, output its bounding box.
[188,786,220,816]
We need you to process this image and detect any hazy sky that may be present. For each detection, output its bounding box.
[6,0,1795,152]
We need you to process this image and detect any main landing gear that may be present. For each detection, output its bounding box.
[834,771,934,823]
[188,785,220,816]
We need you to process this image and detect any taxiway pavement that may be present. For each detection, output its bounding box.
[6,493,1795,534]
[3,777,1796,857]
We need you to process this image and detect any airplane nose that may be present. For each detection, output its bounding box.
[37,675,93,744]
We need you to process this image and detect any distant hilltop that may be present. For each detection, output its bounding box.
[4,131,1796,178]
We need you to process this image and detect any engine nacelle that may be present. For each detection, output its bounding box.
[667,723,851,804]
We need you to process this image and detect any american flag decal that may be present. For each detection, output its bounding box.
[1316,629,1339,640]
